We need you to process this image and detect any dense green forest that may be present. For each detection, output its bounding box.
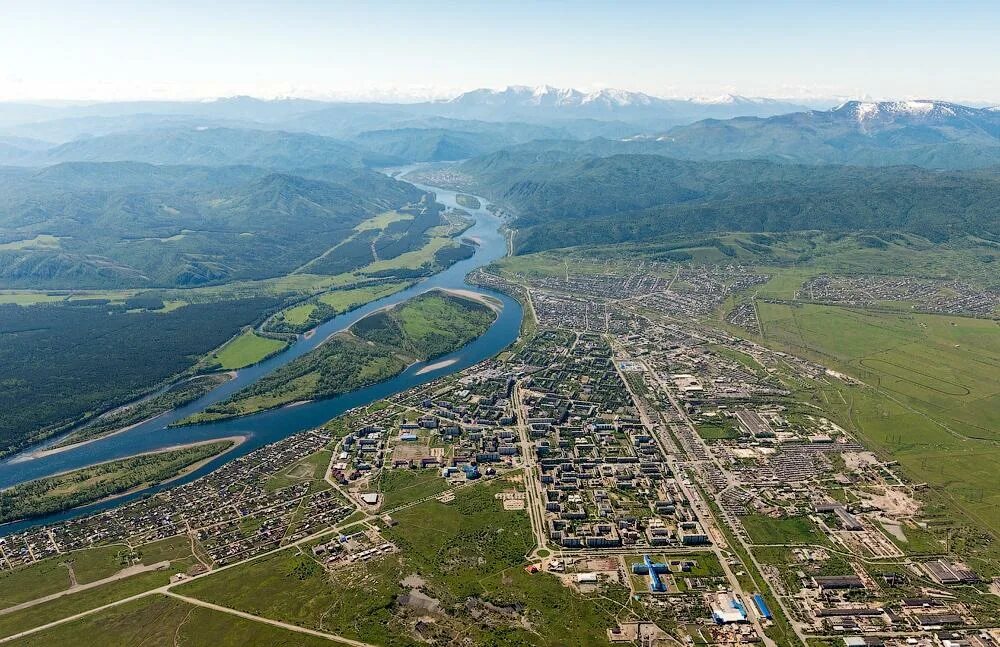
[0,441,233,523]
[0,161,425,288]
[184,290,497,423]
[439,151,1000,252]
[54,373,232,448]
[0,297,278,455]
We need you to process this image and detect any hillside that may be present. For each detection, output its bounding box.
[0,162,426,288]
[635,100,1000,169]
[434,151,1000,252]
[0,127,400,169]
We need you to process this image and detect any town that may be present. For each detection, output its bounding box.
[0,260,997,647]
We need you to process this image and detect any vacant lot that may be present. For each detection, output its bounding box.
[756,302,1000,537]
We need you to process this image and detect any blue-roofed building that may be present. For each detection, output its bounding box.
[631,554,670,592]
[753,594,772,620]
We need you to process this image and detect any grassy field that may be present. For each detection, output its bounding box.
[755,303,1000,543]
[281,302,316,326]
[0,544,130,609]
[14,594,347,647]
[354,210,413,232]
[361,236,453,273]
[267,281,414,335]
[265,449,333,492]
[740,514,831,546]
[0,536,200,639]
[208,329,288,370]
[178,479,624,646]
[377,468,450,509]
[695,420,740,441]
[758,303,1000,443]
[317,281,411,312]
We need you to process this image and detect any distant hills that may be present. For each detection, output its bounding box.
[0,87,817,136]
[0,127,400,169]
[637,100,1000,169]
[1,89,998,278]
[3,93,996,168]
[486,101,1000,170]
[430,150,1000,252]
[0,162,424,288]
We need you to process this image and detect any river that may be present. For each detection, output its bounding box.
[0,173,522,535]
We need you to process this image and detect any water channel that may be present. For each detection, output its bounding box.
[0,173,523,535]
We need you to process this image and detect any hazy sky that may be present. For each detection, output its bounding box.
[2,0,998,103]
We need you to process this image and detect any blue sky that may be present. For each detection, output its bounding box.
[1,0,998,103]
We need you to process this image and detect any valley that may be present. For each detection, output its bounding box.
[0,71,997,647]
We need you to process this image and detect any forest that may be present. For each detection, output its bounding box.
[440,151,1000,253]
[0,161,425,289]
[0,298,278,455]
[54,373,232,448]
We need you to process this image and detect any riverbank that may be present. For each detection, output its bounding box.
[31,373,236,458]
[0,172,523,534]
[0,438,243,526]
[174,289,498,426]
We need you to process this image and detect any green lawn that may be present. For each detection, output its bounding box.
[209,329,288,370]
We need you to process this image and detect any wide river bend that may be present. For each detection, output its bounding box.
[0,173,522,535]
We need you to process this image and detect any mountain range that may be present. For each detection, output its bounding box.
[0,86,818,143]
[0,161,425,288]
[485,100,1000,169]
[426,149,1000,252]
[1,91,996,168]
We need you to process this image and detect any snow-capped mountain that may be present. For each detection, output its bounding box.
[619,99,1000,169]
[447,85,658,109]
[439,86,811,123]
[832,99,991,124]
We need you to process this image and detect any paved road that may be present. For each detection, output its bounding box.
[513,382,552,558]
[612,345,781,647]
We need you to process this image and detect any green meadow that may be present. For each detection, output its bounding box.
[756,302,1000,538]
